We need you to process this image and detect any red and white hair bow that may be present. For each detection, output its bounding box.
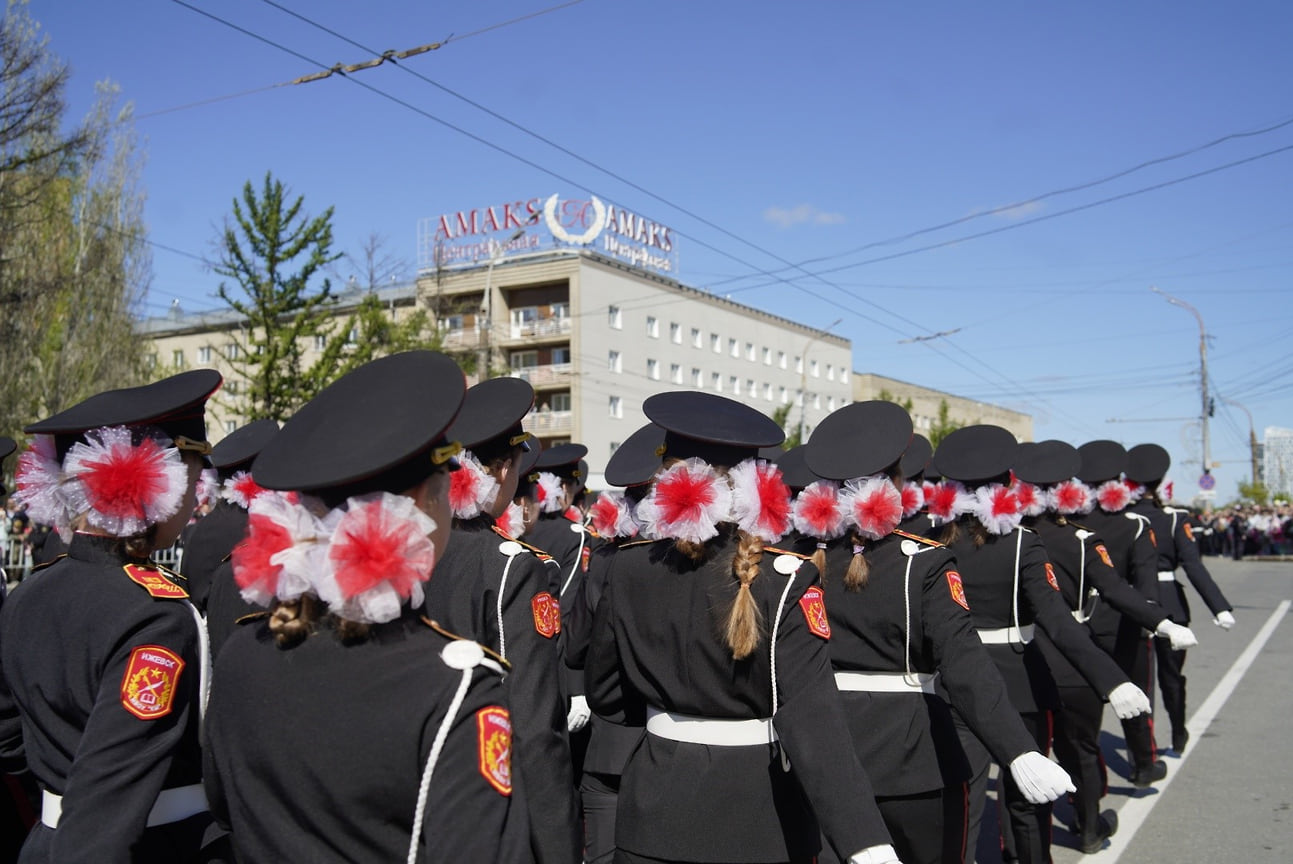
[13,435,71,535]
[589,490,639,540]
[1096,479,1132,513]
[635,458,732,544]
[534,471,566,514]
[900,481,925,520]
[233,491,334,607]
[221,470,268,509]
[1162,479,1174,502]
[447,449,500,520]
[792,480,847,540]
[1013,481,1047,518]
[841,475,904,540]
[196,468,220,510]
[973,483,1022,535]
[1049,479,1093,515]
[60,426,189,538]
[1123,479,1145,504]
[495,501,524,538]
[728,459,791,543]
[926,480,974,527]
[314,492,439,624]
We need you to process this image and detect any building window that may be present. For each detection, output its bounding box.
[692,367,702,387]
[609,441,621,455]
[609,395,623,418]
[552,346,571,365]
[312,334,325,350]
[745,342,755,361]
[763,383,773,401]
[729,338,739,358]
[511,350,538,369]
[778,351,787,369]
[811,359,820,378]
[762,347,771,365]
[172,349,185,368]
[730,376,740,395]
[609,350,622,373]
[711,333,721,353]
[345,327,358,347]
[828,396,836,410]
[197,346,212,363]
[647,358,660,380]
[827,364,835,381]
[227,343,240,360]
[670,322,682,344]
[747,378,756,396]
[226,380,238,395]
[813,393,822,410]
[145,353,157,369]
[608,305,622,329]
[795,356,803,374]
[712,372,722,391]
[670,363,682,384]
[551,392,572,412]
[646,316,659,338]
[224,420,237,434]
[779,386,788,403]
[692,328,702,348]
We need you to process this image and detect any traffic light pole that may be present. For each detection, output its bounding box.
[1152,287,1211,508]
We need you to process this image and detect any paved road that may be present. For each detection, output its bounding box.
[975,555,1293,863]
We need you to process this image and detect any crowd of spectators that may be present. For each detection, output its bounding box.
[1195,502,1293,558]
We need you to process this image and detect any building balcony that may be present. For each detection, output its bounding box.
[509,363,573,387]
[524,409,573,435]
[438,327,485,350]
[507,316,571,341]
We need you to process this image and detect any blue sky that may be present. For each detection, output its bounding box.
[29,0,1293,505]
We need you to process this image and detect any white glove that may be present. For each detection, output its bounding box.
[1214,610,1236,630]
[1107,682,1151,719]
[1009,751,1075,804]
[1155,619,1199,650]
[848,844,902,864]
[566,695,591,732]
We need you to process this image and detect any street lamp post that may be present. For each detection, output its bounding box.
[1220,396,1261,489]
[1151,287,1211,500]
[798,317,844,443]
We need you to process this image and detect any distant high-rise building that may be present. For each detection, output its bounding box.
[1262,426,1293,498]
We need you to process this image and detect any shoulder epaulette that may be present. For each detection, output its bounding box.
[618,538,655,549]
[29,554,66,574]
[893,529,944,548]
[764,545,810,560]
[221,550,233,563]
[422,618,511,672]
[490,525,555,561]
[235,611,270,626]
[155,562,186,581]
[121,563,190,600]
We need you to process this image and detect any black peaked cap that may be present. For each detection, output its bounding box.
[776,445,820,491]
[253,351,464,495]
[1126,443,1171,484]
[805,401,912,481]
[1076,440,1127,483]
[518,439,544,482]
[536,443,587,479]
[644,391,784,467]
[25,369,222,460]
[900,433,933,480]
[605,424,666,487]
[447,377,535,451]
[1014,440,1081,486]
[933,425,1019,485]
[211,419,280,473]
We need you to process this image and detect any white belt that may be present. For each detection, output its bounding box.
[645,707,777,746]
[834,671,938,694]
[1158,570,1180,583]
[42,784,207,829]
[977,623,1035,645]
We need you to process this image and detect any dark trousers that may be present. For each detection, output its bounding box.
[1112,628,1158,772]
[817,785,967,864]
[1155,640,1188,743]
[581,771,621,864]
[1050,684,1108,842]
[956,709,1053,864]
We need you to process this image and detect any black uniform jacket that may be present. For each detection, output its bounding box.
[563,538,644,778]
[204,557,262,659]
[1078,506,1160,651]
[204,610,527,863]
[1143,503,1232,624]
[525,512,595,698]
[945,521,1127,714]
[1028,514,1167,689]
[0,533,210,863]
[793,530,1035,796]
[424,516,580,864]
[587,529,892,863]
[178,500,247,613]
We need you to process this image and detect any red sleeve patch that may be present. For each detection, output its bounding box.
[122,564,189,599]
[1045,562,1060,591]
[1149,528,1158,548]
[798,586,831,639]
[120,645,184,720]
[1095,544,1113,568]
[946,570,970,610]
[476,706,512,796]
[1183,522,1195,542]
[581,545,591,573]
[531,592,560,639]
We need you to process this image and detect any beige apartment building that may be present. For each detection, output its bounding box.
[852,372,1034,442]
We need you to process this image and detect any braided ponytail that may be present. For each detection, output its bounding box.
[843,530,870,590]
[268,593,319,648]
[724,530,765,660]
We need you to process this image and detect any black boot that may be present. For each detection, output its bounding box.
[1079,809,1119,853]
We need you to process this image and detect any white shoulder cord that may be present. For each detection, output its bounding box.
[1074,529,1093,618]
[184,601,210,730]
[408,661,476,864]
[1125,511,1148,539]
[495,544,523,663]
[769,554,800,772]
[559,525,587,598]
[1012,527,1025,643]
[903,554,916,681]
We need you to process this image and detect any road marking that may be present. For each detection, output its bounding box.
[1095,599,1291,861]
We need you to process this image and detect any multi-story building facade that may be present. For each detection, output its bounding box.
[851,373,1034,442]
[1262,426,1293,498]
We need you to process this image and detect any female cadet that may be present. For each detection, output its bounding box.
[1125,443,1235,755]
[0,370,222,863]
[928,426,1151,864]
[792,403,1064,864]
[203,351,525,862]
[586,391,900,864]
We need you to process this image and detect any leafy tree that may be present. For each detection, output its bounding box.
[876,388,914,412]
[928,399,966,448]
[1236,478,1269,506]
[771,402,800,449]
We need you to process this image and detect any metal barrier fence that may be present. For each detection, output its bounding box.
[3,535,181,585]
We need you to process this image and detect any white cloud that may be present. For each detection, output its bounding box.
[763,204,847,229]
